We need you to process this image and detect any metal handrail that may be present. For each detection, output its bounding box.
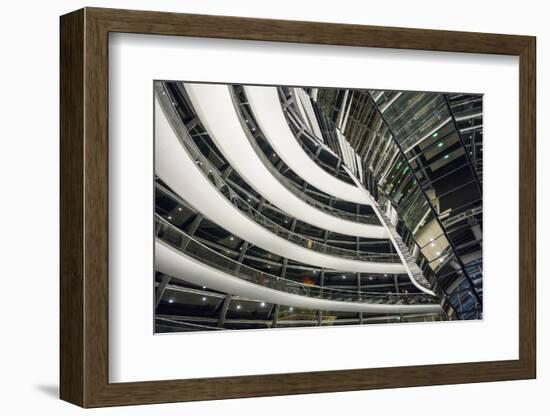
[231,86,380,225]
[156,215,438,306]
[156,182,398,263]
[278,88,355,184]
[367,93,482,305]
[157,85,400,263]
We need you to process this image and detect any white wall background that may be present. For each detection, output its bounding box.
[0,0,545,414]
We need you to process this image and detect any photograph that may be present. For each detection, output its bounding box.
[1,0,542,412]
[153,81,483,333]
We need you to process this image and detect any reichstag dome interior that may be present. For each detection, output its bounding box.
[153,81,483,333]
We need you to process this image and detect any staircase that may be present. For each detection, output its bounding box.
[375,200,433,291]
[343,165,434,293]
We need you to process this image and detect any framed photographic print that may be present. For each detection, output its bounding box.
[60,7,536,408]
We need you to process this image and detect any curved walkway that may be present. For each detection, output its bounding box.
[244,85,374,205]
[156,238,443,314]
[182,83,388,239]
[155,96,404,274]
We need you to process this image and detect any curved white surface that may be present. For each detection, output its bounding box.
[245,85,373,205]
[156,97,405,274]
[183,83,388,239]
[245,85,435,296]
[156,240,443,314]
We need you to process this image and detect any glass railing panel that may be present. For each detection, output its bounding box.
[157,179,399,264]
[315,87,482,318]
[158,83,398,263]
[230,86,380,225]
[278,89,355,184]
[156,216,438,305]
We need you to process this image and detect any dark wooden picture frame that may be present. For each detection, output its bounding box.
[60,7,536,408]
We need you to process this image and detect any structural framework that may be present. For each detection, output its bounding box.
[153,81,483,333]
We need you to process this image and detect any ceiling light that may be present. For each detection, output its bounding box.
[178,207,182,211]
[444,154,449,159]
[167,216,172,220]
[436,251,441,255]
[168,299,174,303]
[437,142,443,148]
[229,236,234,241]
[289,307,294,312]
[432,132,438,138]
[202,297,207,301]
[431,243,435,247]
[236,304,241,310]
[260,302,266,307]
